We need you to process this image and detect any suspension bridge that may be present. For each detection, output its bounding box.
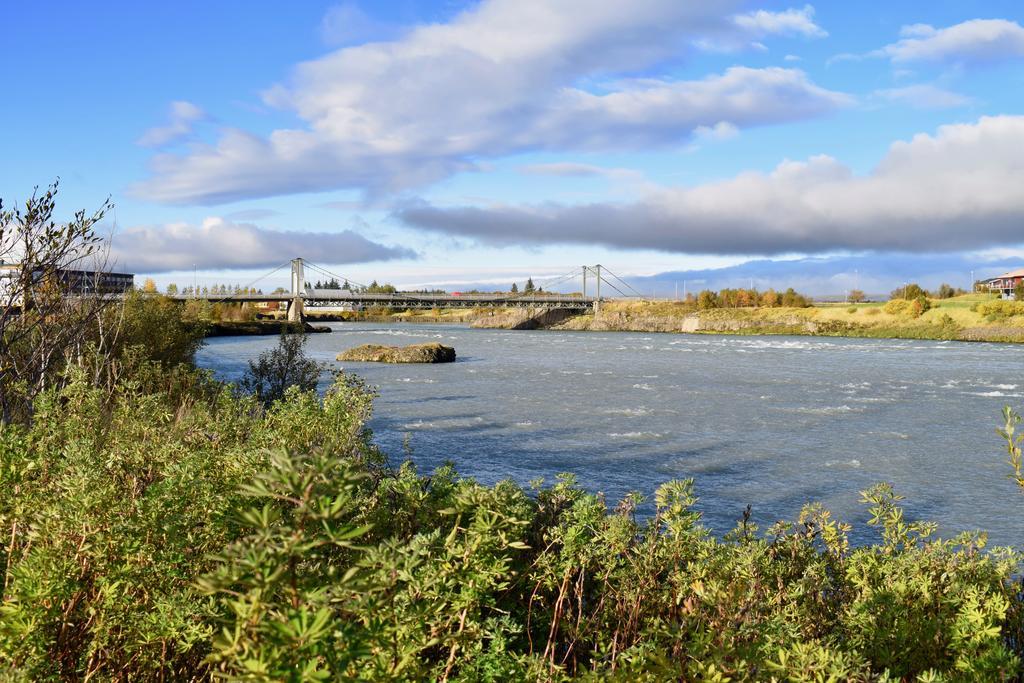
[165,258,644,321]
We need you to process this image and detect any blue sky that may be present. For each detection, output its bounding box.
[2,0,1024,295]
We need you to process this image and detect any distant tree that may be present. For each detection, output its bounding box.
[1015,280,1024,302]
[848,289,865,303]
[510,282,518,293]
[891,283,926,301]
[781,288,811,307]
[142,277,158,293]
[524,278,536,294]
[760,289,779,307]
[314,280,322,289]
[736,288,756,307]
[240,332,323,407]
[697,290,717,309]
[935,283,956,299]
[342,279,351,291]
[166,283,178,295]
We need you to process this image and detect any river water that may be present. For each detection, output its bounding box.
[196,322,1024,546]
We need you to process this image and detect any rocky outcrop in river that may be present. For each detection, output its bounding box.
[470,308,577,330]
[337,342,456,363]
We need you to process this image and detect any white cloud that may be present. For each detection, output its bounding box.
[137,101,206,148]
[518,162,644,182]
[520,163,612,177]
[396,116,1024,256]
[874,83,973,109]
[223,208,282,220]
[132,0,848,205]
[694,121,740,141]
[878,18,1024,64]
[319,3,394,46]
[734,5,827,39]
[109,217,414,272]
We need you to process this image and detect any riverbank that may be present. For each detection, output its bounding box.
[306,308,478,324]
[252,293,1024,343]
[205,320,331,337]
[471,294,1024,343]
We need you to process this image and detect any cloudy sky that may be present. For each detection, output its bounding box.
[3,0,1024,295]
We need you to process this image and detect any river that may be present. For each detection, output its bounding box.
[196,322,1024,546]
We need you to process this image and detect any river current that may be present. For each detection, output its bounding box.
[196,322,1024,546]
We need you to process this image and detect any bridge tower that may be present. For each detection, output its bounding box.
[287,258,305,322]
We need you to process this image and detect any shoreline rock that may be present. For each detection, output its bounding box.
[337,342,456,363]
[205,321,331,337]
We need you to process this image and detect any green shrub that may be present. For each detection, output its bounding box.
[883,296,931,318]
[975,300,1024,322]
[240,331,325,406]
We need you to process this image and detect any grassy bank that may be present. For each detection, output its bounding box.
[471,293,1024,343]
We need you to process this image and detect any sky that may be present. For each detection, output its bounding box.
[2,0,1024,296]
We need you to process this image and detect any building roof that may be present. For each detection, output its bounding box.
[991,268,1024,281]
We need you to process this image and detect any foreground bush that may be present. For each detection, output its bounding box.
[0,358,379,679]
[3,358,1024,680]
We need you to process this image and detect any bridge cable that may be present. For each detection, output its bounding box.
[200,260,293,306]
[598,266,643,299]
[594,277,630,298]
[597,266,646,298]
[301,262,440,306]
[304,261,587,305]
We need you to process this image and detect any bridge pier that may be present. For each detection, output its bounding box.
[288,258,305,322]
[287,296,304,322]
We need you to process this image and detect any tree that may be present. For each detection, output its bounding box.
[935,283,956,299]
[142,277,158,293]
[113,291,207,367]
[240,331,324,406]
[510,282,518,293]
[1014,280,1024,302]
[781,288,811,307]
[524,278,535,294]
[342,279,351,291]
[848,289,865,303]
[891,283,926,301]
[0,181,113,422]
[166,283,178,295]
[697,290,717,309]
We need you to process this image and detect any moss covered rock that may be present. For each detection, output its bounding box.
[337,342,456,363]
